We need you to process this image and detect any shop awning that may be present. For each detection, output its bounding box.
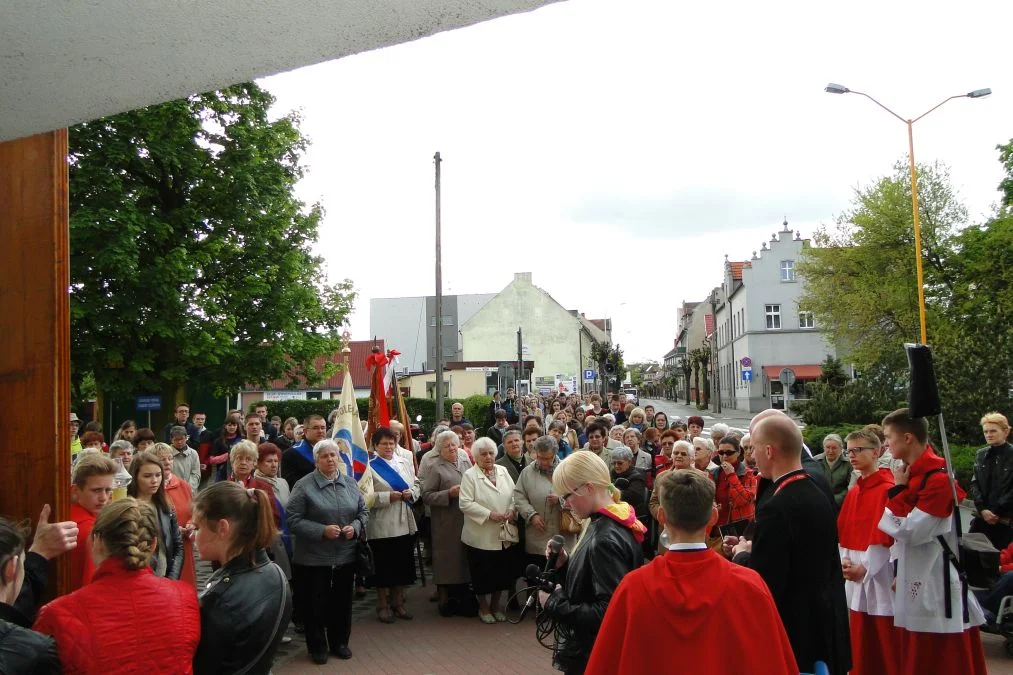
[761,365,823,380]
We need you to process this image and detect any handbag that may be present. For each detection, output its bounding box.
[559,509,582,535]
[356,535,375,577]
[499,520,520,546]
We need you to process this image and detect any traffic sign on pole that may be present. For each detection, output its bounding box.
[583,369,596,382]
[778,368,796,386]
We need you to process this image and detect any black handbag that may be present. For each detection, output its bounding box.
[356,536,375,577]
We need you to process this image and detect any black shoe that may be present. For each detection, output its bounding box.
[310,651,328,665]
[332,645,352,660]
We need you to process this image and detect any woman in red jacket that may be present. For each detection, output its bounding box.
[710,436,757,532]
[33,498,200,674]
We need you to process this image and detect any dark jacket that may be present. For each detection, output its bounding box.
[164,420,201,448]
[193,549,293,675]
[544,513,644,674]
[13,552,50,624]
[754,454,835,512]
[156,505,184,580]
[611,467,648,520]
[281,441,316,490]
[486,425,506,447]
[0,603,60,675]
[733,469,851,675]
[496,453,527,483]
[813,453,851,509]
[971,442,1013,516]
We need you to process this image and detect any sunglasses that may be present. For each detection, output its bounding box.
[717,450,738,457]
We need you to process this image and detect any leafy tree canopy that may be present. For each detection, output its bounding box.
[70,83,355,399]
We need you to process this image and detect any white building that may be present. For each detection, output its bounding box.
[369,293,496,374]
[713,221,838,413]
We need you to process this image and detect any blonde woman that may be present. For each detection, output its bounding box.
[459,438,517,624]
[540,451,645,673]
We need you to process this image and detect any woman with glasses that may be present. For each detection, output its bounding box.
[540,452,644,674]
[710,436,757,536]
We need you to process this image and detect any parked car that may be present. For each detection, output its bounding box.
[622,387,639,406]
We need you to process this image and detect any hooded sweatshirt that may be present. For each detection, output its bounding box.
[585,548,798,675]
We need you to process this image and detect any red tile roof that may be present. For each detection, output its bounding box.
[729,261,746,280]
[705,313,714,336]
[258,340,385,391]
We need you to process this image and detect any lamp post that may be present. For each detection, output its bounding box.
[824,83,991,344]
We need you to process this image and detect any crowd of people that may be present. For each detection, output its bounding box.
[1,393,1009,674]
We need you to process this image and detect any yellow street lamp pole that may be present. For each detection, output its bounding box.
[824,84,992,345]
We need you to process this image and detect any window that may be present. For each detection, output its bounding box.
[430,314,454,326]
[765,304,781,329]
[780,260,796,282]
[799,311,815,329]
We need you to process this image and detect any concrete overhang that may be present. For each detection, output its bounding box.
[0,0,560,142]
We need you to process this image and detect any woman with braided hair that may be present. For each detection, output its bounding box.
[33,498,200,673]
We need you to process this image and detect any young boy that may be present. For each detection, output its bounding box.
[878,409,987,675]
[587,470,797,674]
[69,454,118,590]
[838,429,897,675]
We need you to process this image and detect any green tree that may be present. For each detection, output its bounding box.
[69,83,355,399]
[797,161,964,369]
[817,354,850,388]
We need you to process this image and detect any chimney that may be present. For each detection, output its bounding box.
[514,272,532,284]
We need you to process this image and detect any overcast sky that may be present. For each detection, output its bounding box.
[261,0,1012,363]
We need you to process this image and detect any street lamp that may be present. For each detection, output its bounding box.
[824,83,991,344]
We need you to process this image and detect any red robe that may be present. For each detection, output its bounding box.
[838,468,898,675]
[585,548,797,675]
[882,448,987,675]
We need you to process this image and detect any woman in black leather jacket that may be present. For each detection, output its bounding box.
[192,481,293,675]
[0,518,61,674]
[540,452,644,674]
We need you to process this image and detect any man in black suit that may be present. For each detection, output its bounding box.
[725,413,851,675]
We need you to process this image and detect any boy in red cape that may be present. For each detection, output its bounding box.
[878,409,988,675]
[837,428,898,675]
[68,454,118,590]
[585,469,797,675]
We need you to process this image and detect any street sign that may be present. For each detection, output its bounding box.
[740,356,752,367]
[135,395,161,411]
[743,370,753,382]
[778,368,796,386]
[583,369,596,381]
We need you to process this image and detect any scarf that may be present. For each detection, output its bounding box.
[534,456,559,478]
[253,471,282,492]
[596,499,647,544]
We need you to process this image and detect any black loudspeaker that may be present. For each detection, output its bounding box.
[905,343,941,418]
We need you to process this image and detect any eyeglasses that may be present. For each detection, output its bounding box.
[717,450,738,457]
[558,483,587,508]
[846,447,877,457]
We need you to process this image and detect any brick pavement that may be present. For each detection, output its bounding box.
[273,583,556,675]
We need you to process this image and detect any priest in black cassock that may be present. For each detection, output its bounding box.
[725,413,851,675]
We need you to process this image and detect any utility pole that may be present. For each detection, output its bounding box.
[434,152,444,418]
[709,291,721,413]
[516,327,524,391]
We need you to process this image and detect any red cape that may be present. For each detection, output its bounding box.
[68,502,97,591]
[585,548,798,675]
[838,468,894,550]
[886,447,964,519]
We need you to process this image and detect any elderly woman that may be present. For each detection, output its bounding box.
[460,437,517,623]
[421,430,472,617]
[741,433,756,471]
[496,429,528,482]
[364,427,419,624]
[813,433,850,509]
[287,439,368,665]
[692,437,718,473]
[622,428,653,481]
[228,440,282,526]
[513,435,577,573]
[649,440,699,521]
[108,439,135,469]
[254,442,291,507]
[609,447,647,520]
[710,436,757,529]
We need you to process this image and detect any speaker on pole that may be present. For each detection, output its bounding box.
[905,343,941,418]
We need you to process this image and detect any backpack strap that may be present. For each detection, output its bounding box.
[919,467,948,491]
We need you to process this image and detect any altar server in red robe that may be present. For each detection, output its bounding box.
[837,428,898,675]
[586,469,797,675]
[878,409,987,675]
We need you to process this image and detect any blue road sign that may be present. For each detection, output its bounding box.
[742,370,753,382]
[136,395,161,411]
[583,369,596,381]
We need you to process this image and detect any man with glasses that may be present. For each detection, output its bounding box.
[281,414,329,489]
[837,428,897,675]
